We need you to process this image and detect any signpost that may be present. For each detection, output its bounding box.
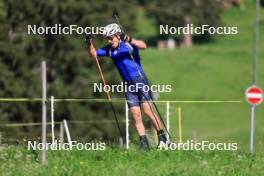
[245,85,263,153]
[247,0,262,154]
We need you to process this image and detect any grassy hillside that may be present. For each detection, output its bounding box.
[139,1,264,151]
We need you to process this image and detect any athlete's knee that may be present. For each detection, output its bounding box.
[131,108,143,126]
[130,107,142,122]
[142,103,154,117]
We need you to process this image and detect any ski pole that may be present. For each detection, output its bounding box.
[85,35,124,141]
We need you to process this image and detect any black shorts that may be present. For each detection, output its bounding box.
[124,77,153,108]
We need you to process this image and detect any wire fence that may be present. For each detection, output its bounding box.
[0,97,244,146]
[0,98,243,103]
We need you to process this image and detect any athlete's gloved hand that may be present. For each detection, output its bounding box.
[85,34,93,46]
[121,33,132,43]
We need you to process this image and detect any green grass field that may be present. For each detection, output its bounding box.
[1,146,264,176]
[1,1,264,176]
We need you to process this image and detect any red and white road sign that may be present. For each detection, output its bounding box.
[245,86,263,105]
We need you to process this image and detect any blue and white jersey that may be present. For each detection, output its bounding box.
[96,41,145,81]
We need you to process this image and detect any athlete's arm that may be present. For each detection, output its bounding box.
[87,39,109,59]
[122,34,147,49]
[87,42,97,59]
[131,38,147,49]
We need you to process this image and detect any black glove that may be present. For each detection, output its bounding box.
[85,34,93,46]
[121,33,132,43]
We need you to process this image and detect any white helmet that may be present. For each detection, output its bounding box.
[103,23,122,37]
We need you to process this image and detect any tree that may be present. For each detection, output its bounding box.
[144,0,223,42]
[0,0,138,141]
